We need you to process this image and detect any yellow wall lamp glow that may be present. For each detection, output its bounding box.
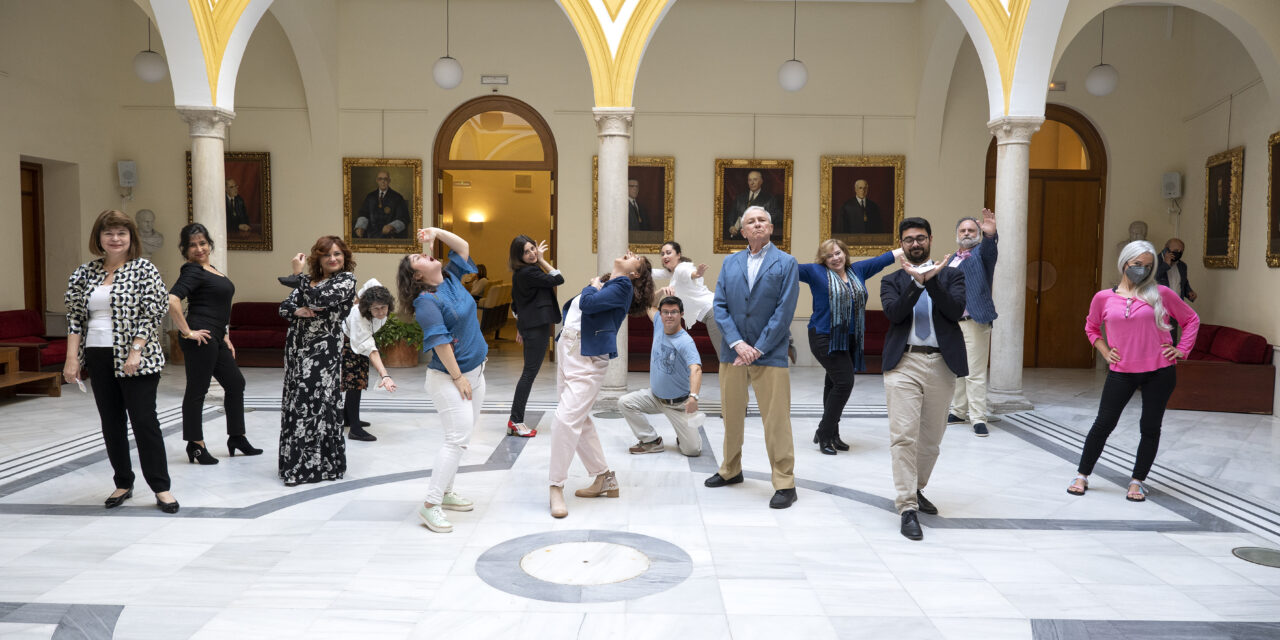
[466,211,486,227]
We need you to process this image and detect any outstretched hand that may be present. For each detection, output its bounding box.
[536,240,549,260]
[980,208,996,236]
[417,228,437,245]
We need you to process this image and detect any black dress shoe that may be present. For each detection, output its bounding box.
[156,498,180,514]
[833,437,850,452]
[900,510,923,540]
[916,491,938,515]
[769,488,797,509]
[277,274,302,288]
[947,413,966,425]
[348,426,377,442]
[818,440,837,455]
[186,441,219,465]
[104,489,132,509]
[227,435,264,456]
[704,472,744,488]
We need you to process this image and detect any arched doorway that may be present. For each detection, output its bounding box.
[985,104,1107,368]
[432,96,558,273]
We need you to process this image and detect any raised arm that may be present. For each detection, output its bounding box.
[418,227,469,264]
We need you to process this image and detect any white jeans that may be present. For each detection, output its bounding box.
[548,329,611,487]
[424,362,486,505]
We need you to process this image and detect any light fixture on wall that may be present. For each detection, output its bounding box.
[432,0,463,90]
[777,0,807,91]
[133,19,168,83]
[1085,11,1118,96]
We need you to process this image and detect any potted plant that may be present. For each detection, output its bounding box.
[374,315,423,368]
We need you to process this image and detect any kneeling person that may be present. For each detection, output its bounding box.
[621,296,705,456]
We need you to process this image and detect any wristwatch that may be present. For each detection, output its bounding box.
[688,393,699,400]
[130,343,144,352]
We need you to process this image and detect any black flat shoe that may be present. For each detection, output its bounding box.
[278,274,302,288]
[227,435,263,456]
[347,426,377,442]
[769,488,797,509]
[900,510,923,540]
[358,420,371,427]
[833,437,850,452]
[156,498,180,514]
[818,440,837,455]
[916,490,938,515]
[186,441,219,465]
[704,472,744,488]
[104,489,132,509]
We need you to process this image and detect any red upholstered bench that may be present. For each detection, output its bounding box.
[0,309,68,372]
[228,302,290,367]
[1168,324,1275,414]
[627,315,719,374]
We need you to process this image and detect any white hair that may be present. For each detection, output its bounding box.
[1117,240,1170,331]
[741,205,772,224]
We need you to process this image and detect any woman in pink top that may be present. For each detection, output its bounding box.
[1068,241,1198,502]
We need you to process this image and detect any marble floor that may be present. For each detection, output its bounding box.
[1,340,1279,639]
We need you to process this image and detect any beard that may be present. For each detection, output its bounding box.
[906,245,931,264]
[957,236,980,250]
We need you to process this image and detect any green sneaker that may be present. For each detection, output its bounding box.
[441,491,474,512]
[417,504,453,533]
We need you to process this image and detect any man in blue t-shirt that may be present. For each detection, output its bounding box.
[619,296,705,456]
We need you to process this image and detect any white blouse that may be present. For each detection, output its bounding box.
[85,285,114,347]
[342,307,387,357]
[653,261,714,328]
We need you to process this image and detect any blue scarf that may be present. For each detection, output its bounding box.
[826,266,866,354]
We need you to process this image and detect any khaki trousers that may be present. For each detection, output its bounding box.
[951,320,992,421]
[718,363,795,490]
[885,352,956,513]
[548,330,611,487]
[619,389,703,456]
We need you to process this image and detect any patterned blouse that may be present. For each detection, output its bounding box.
[64,257,168,376]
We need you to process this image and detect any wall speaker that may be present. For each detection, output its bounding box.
[1161,171,1182,199]
[117,160,138,187]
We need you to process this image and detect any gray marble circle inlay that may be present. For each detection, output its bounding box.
[476,529,693,602]
[1232,546,1280,568]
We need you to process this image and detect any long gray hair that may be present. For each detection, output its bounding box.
[1117,240,1170,331]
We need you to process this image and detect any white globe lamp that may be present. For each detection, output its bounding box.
[1085,63,1118,97]
[778,59,808,92]
[433,56,463,90]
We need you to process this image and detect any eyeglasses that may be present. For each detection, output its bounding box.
[1124,297,1135,318]
[659,310,682,317]
[901,235,929,246]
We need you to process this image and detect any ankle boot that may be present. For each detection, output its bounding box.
[574,470,620,498]
[186,441,219,465]
[549,486,568,518]
[227,435,263,456]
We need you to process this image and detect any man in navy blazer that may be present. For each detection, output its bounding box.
[946,209,998,437]
[704,206,801,509]
[880,216,967,540]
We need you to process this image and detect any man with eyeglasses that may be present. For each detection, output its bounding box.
[880,216,968,540]
[353,170,410,239]
[619,296,705,456]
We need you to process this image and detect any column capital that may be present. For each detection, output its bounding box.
[177,106,236,139]
[593,107,635,138]
[986,115,1044,145]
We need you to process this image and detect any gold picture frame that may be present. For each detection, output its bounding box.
[186,151,272,251]
[591,156,675,253]
[1203,146,1244,269]
[820,155,906,256]
[1268,131,1279,268]
[342,157,423,254]
[714,158,793,254]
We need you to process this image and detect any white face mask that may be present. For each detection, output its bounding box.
[370,316,388,334]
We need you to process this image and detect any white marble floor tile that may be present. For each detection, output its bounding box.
[718,578,826,616]
[899,581,1022,619]
[726,614,840,640]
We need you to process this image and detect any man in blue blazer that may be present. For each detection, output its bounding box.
[881,216,968,540]
[946,209,998,437]
[705,206,801,509]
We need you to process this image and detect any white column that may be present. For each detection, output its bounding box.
[986,115,1042,413]
[178,107,236,273]
[593,107,635,411]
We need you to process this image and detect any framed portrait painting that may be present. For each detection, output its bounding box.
[1203,146,1243,268]
[591,156,674,253]
[820,155,905,256]
[343,158,423,254]
[186,151,272,251]
[1268,131,1279,267]
[714,159,793,254]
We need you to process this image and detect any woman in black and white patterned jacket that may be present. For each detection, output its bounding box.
[63,210,179,513]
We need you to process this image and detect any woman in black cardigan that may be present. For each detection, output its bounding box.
[507,235,563,437]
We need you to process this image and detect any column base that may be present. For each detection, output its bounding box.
[592,385,624,416]
[988,388,1034,413]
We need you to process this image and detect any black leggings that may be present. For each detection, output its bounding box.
[179,335,246,441]
[807,328,857,440]
[84,347,170,492]
[1076,366,1177,482]
[509,324,552,424]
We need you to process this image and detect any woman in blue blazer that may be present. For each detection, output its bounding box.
[547,252,653,518]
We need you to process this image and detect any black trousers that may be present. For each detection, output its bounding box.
[344,388,362,427]
[84,347,171,492]
[179,335,246,441]
[807,328,857,440]
[509,323,552,424]
[1077,365,1177,481]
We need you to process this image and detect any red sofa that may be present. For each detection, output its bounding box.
[228,302,289,367]
[0,309,68,372]
[1168,323,1275,414]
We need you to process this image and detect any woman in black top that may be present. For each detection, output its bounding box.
[168,223,260,464]
[507,235,563,438]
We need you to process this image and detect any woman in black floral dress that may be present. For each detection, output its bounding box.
[278,236,357,486]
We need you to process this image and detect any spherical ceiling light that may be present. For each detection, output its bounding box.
[133,49,168,83]
[433,56,463,90]
[778,59,808,92]
[1085,63,1118,97]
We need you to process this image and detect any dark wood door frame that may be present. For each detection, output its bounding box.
[20,162,47,312]
[432,95,558,263]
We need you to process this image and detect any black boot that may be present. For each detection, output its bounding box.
[227,435,263,456]
[186,441,219,465]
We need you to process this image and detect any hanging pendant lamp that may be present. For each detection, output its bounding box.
[1085,11,1118,96]
[133,19,168,83]
[433,0,463,90]
[777,0,807,91]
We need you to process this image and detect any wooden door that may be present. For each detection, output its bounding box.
[20,162,45,312]
[1030,179,1101,367]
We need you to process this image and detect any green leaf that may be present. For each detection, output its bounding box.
[373,314,423,352]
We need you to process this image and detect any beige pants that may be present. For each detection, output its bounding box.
[885,351,956,513]
[548,330,611,487]
[619,389,703,456]
[718,363,795,490]
[951,320,992,422]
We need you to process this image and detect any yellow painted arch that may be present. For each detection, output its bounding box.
[967,0,1030,115]
[188,0,252,105]
[559,0,673,107]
